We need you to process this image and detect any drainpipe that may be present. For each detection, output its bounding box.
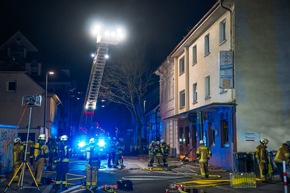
[220,0,236,171]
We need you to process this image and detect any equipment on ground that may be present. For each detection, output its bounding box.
[117,180,133,191]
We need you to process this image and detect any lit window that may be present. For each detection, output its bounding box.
[205,76,210,99]
[179,57,185,75]
[219,19,226,44]
[192,45,197,65]
[7,81,17,92]
[179,90,185,108]
[204,34,210,55]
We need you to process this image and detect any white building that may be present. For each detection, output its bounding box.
[155,0,290,170]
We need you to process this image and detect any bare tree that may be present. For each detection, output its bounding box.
[100,44,153,154]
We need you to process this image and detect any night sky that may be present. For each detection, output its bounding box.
[1,0,216,88]
[1,0,217,131]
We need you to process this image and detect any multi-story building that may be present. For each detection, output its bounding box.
[155,0,290,170]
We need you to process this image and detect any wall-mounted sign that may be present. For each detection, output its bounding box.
[219,51,233,89]
[240,132,260,142]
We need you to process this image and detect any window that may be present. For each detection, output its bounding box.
[221,120,229,147]
[179,57,185,75]
[192,83,197,103]
[179,90,185,108]
[192,45,197,65]
[208,123,215,147]
[7,81,17,92]
[185,126,190,146]
[204,34,210,55]
[205,76,210,99]
[219,19,226,44]
[179,127,184,145]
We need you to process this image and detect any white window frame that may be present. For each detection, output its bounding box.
[179,90,185,108]
[179,57,185,75]
[219,19,226,44]
[204,34,210,56]
[205,76,211,99]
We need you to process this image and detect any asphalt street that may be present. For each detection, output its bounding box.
[0,156,289,193]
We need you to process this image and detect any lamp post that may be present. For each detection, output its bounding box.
[43,71,54,135]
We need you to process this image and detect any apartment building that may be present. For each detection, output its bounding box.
[155,0,290,170]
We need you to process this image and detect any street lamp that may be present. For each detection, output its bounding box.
[43,71,54,134]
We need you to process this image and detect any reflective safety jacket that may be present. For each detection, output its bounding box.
[255,144,269,163]
[160,143,170,156]
[148,143,156,155]
[13,143,24,163]
[274,145,290,163]
[196,145,212,163]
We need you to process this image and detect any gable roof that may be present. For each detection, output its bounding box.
[0,31,38,52]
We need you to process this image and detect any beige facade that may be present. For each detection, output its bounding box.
[0,71,61,142]
[156,0,290,170]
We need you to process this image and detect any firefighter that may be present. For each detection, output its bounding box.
[148,140,156,167]
[85,138,100,190]
[274,141,290,183]
[54,135,70,191]
[114,138,125,169]
[12,137,24,182]
[255,138,270,182]
[46,136,58,170]
[160,139,170,167]
[196,140,212,178]
[107,137,117,168]
[33,134,49,185]
[155,141,162,167]
[24,137,35,166]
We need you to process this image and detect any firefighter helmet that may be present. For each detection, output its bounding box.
[199,140,204,145]
[38,134,46,141]
[156,141,160,145]
[13,137,21,144]
[160,139,165,144]
[60,135,68,141]
[260,138,269,144]
[284,141,290,147]
[89,138,95,144]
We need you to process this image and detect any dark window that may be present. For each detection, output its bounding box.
[221,120,229,147]
[7,81,17,92]
[179,57,185,75]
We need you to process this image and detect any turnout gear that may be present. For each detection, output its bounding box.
[114,138,125,169]
[12,137,24,181]
[160,140,170,167]
[85,144,100,190]
[255,139,270,181]
[33,134,49,185]
[54,135,70,191]
[107,137,116,168]
[154,141,162,166]
[46,136,58,170]
[274,142,290,182]
[196,142,212,178]
[148,141,156,167]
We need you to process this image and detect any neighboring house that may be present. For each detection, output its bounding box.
[0,31,74,140]
[155,0,290,170]
[143,87,161,147]
[0,71,61,142]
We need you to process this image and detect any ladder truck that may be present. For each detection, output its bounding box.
[80,26,125,136]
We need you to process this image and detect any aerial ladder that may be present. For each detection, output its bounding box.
[80,26,124,135]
